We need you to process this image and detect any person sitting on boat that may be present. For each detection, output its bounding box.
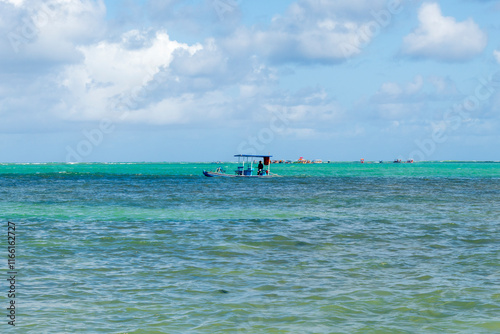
[257,161,264,175]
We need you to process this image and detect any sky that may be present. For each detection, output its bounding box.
[0,0,499,162]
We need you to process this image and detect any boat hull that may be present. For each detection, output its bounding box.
[203,170,277,178]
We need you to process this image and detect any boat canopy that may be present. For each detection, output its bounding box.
[234,154,272,166]
[233,154,272,158]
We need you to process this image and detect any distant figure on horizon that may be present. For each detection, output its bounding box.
[258,161,264,175]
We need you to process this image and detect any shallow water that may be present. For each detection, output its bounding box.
[1,162,499,333]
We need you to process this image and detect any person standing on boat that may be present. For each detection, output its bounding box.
[258,161,264,175]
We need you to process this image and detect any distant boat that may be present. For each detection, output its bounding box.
[393,159,414,163]
[203,154,280,178]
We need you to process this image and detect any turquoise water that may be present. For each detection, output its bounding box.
[1,162,499,333]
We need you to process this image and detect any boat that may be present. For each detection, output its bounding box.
[393,159,414,163]
[203,154,280,177]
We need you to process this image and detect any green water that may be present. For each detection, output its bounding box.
[0,161,499,177]
[0,162,499,333]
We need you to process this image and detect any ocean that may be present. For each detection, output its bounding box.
[1,162,499,333]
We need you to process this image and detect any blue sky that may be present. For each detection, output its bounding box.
[0,0,499,162]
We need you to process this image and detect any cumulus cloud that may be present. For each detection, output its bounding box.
[223,0,395,64]
[56,31,303,126]
[402,2,487,61]
[0,0,109,134]
[57,30,202,122]
[0,0,106,68]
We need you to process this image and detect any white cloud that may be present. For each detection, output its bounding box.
[223,0,393,64]
[376,75,424,100]
[494,50,500,64]
[0,0,23,6]
[287,0,388,20]
[0,0,111,134]
[402,2,487,61]
[428,76,458,95]
[55,31,299,126]
[368,75,463,123]
[57,30,202,122]
[1,0,106,65]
